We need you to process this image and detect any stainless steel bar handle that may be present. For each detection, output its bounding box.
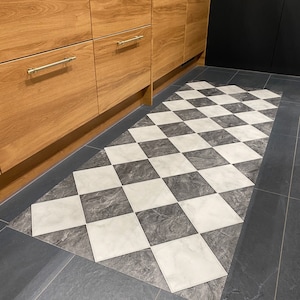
[27,56,76,75]
[117,35,144,46]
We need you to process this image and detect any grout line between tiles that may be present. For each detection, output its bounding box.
[154,289,162,300]
[33,254,75,300]
[253,187,288,199]
[225,70,239,85]
[274,115,300,300]
[0,218,8,224]
[263,74,272,89]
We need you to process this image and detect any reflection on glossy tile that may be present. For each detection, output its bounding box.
[31,196,86,237]
[152,234,227,293]
[149,153,196,177]
[105,143,147,165]
[214,142,261,164]
[226,125,268,142]
[185,118,222,133]
[123,179,177,212]
[147,111,183,125]
[169,134,211,152]
[129,125,167,142]
[180,194,242,234]
[199,165,254,193]
[87,213,149,262]
[73,166,121,195]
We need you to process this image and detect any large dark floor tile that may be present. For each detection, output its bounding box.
[172,66,207,86]
[228,70,270,90]
[276,198,300,299]
[255,133,296,196]
[0,228,72,300]
[290,137,300,200]
[37,256,162,300]
[222,190,287,300]
[194,67,238,86]
[271,101,300,137]
[266,77,300,104]
[0,147,99,222]
[0,220,6,231]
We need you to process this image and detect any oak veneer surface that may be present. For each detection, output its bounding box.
[184,0,210,61]
[0,41,98,172]
[90,0,151,38]
[94,26,151,114]
[152,0,187,81]
[0,0,92,63]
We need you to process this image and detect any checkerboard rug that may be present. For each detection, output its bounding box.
[10,81,281,298]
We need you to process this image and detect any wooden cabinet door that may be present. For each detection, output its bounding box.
[184,0,210,62]
[90,0,151,38]
[152,0,187,81]
[94,27,151,114]
[0,41,98,172]
[0,0,92,63]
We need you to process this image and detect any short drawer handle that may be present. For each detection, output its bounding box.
[27,56,76,75]
[117,35,144,46]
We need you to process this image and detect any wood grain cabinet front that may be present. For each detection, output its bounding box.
[152,0,187,81]
[0,41,98,172]
[94,26,151,114]
[90,0,151,38]
[184,0,210,62]
[0,0,92,63]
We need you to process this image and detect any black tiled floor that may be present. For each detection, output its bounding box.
[276,198,300,300]
[255,133,296,196]
[0,228,73,300]
[222,190,288,299]
[0,220,6,231]
[37,256,167,300]
[228,70,271,90]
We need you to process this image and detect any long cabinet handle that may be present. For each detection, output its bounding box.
[117,35,144,46]
[27,56,76,75]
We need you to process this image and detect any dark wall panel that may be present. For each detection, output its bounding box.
[206,0,284,72]
[271,0,300,75]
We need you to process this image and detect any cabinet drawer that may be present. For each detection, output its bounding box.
[0,0,92,63]
[94,27,151,114]
[90,0,151,38]
[0,41,98,172]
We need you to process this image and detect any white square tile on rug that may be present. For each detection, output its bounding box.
[151,234,227,293]
[187,81,215,90]
[208,94,240,105]
[199,165,254,193]
[185,118,222,133]
[149,153,196,177]
[123,178,177,212]
[217,85,246,94]
[73,166,121,195]
[243,100,277,111]
[226,125,268,142]
[147,111,183,125]
[163,100,195,111]
[198,105,232,118]
[31,195,86,237]
[214,142,261,164]
[86,213,149,262]
[176,90,205,100]
[249,89,280,99]
[105,143,147,165]
[169,133,211,152]
[129,125,167,142]
[180,194,243,234]
[235,111,273,124]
